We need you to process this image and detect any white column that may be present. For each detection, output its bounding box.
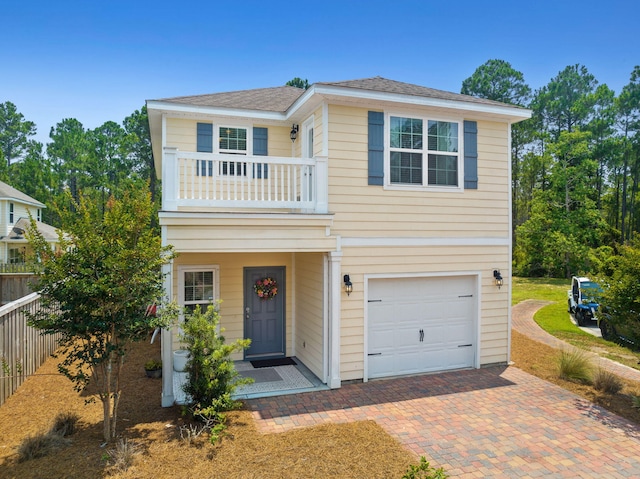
[328,251,342,389]
[160,228,175,407]
[315,156,328,214]
[163,147,179,211]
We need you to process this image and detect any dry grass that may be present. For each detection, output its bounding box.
[2,332,639,478]
[512,330,640,425]
[0,340,415,479]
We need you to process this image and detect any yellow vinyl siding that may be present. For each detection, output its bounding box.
[257,124,291,157]
[293,252,324,379]
[339,244,510,381]
[166,118,196,151]
[165,118,294,156]
[326,106,511,239]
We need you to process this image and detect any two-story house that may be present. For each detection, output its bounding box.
[0,180,57,265]
[147,77,531,406]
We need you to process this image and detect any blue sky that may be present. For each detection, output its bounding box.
[3,0,638,146]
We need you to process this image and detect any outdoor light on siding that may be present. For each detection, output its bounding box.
[493,269,504,289]
[290,124,299,142]
[343,274,353,296]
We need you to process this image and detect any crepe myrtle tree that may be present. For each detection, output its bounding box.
[26,188,176,444]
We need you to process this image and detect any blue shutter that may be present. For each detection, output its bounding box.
[196,123,213,176]
[197,123,213,153]
[464,120,478,189]
[368,111,384,185]
[253,127,268,179]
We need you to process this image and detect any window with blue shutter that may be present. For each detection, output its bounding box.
[197,123,213,176]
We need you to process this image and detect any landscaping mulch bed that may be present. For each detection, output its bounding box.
[0,340,414,479]
[2,331,639,478]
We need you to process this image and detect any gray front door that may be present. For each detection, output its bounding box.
[244,267,285,359]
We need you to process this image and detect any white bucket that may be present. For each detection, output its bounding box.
[173,349,190,372]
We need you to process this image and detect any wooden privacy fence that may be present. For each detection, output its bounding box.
[0,293,61,407]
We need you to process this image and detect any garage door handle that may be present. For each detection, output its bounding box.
[458,294,473,298]
[458,344,473,347]
[368,353,382,356]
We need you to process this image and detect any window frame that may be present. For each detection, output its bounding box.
[384,112,464,192]
[177,265,220,318]
[196,122,252,177]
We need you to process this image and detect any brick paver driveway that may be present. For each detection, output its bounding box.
[247,303,640,478]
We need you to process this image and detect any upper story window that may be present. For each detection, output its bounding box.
[9,202,14,223]
[37,209,41,222]
[388,116,460,188]
[219,127,247,154]
[196,123,248,176]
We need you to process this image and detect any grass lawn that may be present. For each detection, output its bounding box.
[513,277,640,371]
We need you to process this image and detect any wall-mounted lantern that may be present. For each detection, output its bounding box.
[343,274,353,296]
[290,124,299,142]
[493,269,504,289]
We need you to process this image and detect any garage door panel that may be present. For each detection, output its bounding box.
[368,276,477,379]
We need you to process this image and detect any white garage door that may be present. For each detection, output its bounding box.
[368,275,476,379]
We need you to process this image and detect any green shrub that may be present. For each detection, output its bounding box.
[402,456,448,479]
[557,349,593,384]
[592,367,623,394]
[631,395,640,409]
[180,304,252,443]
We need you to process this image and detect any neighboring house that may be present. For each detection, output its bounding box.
[147,76,531,406]
[0,181,57,265]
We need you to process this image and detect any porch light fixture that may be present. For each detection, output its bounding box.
[343,274,353,296]
[290,124,299,142]
[493,269,504,289]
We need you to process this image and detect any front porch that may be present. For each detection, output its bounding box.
[160,250,345,407]
[173,357,328,403]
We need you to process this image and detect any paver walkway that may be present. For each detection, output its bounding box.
[247,302,640,478]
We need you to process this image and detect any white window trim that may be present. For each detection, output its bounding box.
[383,111,464,193]
[302,115,315,159]
[177,265,220,321]
[217,124,251,156]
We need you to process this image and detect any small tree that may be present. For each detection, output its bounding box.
[180,305,251,420]
[26,188,176,443]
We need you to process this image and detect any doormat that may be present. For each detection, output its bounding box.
[239,368,282,383]
[250,357,297,368]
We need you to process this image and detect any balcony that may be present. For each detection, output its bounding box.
[162,148,328,214]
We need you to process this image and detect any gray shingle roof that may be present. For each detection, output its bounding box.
[155,76,522,113]
[316,76,522,108]
[0,180,45,207]
[159,86,306,113]
[9,217,58,241]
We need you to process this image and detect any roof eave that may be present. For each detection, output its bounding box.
[299,84,532,122]
[146,100,289,121]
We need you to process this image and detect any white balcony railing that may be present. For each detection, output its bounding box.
[162,148,328,214]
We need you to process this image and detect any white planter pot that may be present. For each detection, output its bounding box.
[173,349,190,372]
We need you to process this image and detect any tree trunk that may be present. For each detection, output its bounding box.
[621,146,629,244]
